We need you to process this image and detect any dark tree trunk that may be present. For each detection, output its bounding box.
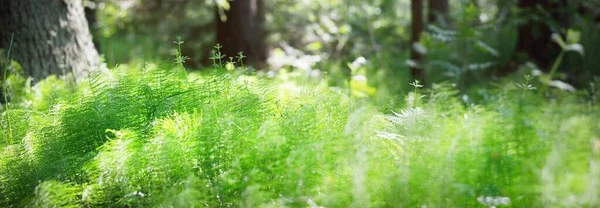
[428,0,450,27]
[0,0,100,82]
[411,0,425,81]
[216,0,267,69]
[84,1,101,52]
[503,0,568,76]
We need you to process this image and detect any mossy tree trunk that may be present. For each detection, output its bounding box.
[0,0,100,82]
[216,0,267,69]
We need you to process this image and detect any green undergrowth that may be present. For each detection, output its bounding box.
[1,62,599,207]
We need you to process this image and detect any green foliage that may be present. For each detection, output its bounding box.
[420,3,517,89]
[95,0,217,66]
[29,181,82,208]
[1,59,598,207]
[93,0,414,104]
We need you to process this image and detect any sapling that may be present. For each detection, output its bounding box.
[236,51,246,68]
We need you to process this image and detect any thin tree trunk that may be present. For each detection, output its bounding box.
[0,0,100,82]
[216,0,267,69]
[411,0,425,81]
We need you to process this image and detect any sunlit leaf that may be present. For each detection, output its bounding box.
[565,43,585,56]
[548,80,576,92]
[567,29,581,44]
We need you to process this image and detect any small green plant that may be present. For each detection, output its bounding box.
[537,31,585,94]
[408,79,423,107]
[210,43,226,69]
[517,74,536,98]
[173,37,189,83]
[173,37,189,68]
[236,51,246,68]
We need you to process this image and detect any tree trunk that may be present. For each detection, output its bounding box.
[428,0,450,27]
[0,0,100,82]
[411,0,425,81]
[216,0,267,69]
[501,0,569,76]
[84,0,101,52]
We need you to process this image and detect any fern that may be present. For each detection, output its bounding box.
[0,55,598,207]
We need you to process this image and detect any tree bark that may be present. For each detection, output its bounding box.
[0,0,100,82]
[411,0,425,81]
[84,0,101,52]
[216,0,267,69]
[428,0,450,27]
[509,0,568,74]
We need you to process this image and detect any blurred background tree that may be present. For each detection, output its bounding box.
[216,0,267,68]
[410,0,425,82]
